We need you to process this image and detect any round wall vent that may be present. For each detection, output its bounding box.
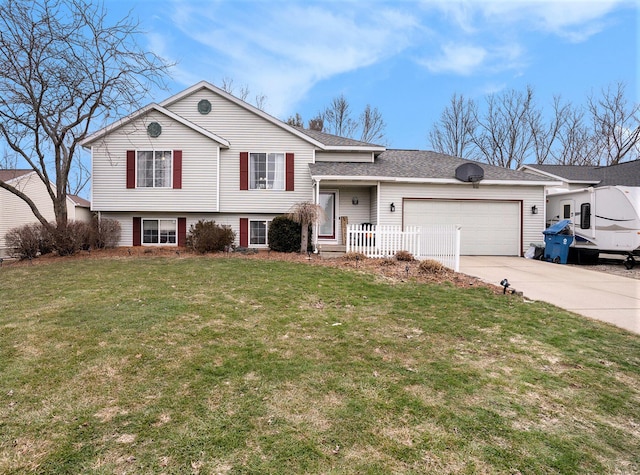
[198,99,212,114]
[147,122,162,137]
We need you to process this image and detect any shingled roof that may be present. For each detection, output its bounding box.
[310,150,553,183]
[0,169,33,182]
[294,127,384,148]
[525,160,640,187]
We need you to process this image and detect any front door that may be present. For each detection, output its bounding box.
[319,191,336,239]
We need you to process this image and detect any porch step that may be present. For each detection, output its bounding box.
[318,244,346,259]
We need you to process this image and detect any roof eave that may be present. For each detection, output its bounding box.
[80,103,231,148]
[159,81,328,149]
[310,174,561,186]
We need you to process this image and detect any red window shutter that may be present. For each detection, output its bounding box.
[133,217,141,246]
[177,217,186,246]
[240,152,249,190]
[126,150,136,189]
[240,218,248,247]
[286,153,294,191]
[173,150,182,189]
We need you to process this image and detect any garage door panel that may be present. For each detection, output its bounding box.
[404,200,520,256]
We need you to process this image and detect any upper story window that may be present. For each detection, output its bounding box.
[137,151,172,188]
[250,153,284,190]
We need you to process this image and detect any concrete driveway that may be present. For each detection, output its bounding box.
[459,256,640,335]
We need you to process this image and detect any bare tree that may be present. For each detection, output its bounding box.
[323,94,358,138]
[428,93,477,158]
[286,113,304,128]
[429,82,639,168]
[359,105,386,144]
[552,104,600,165]
[308,114,324,132]
[588,82,640,165]
[528,95,566,164]
[219,77,266,110]
[0,0,170,234]
[288,202,324,254]
[295,96,387,143]
[472,86,536,169]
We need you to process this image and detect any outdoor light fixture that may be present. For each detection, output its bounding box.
[352,196,359,205]
[500,278,510,294]
[531,205,538,215]
[390,202,396,212]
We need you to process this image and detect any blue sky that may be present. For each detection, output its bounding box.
[110,0,638,150]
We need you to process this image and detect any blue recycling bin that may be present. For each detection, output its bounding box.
[543,219,574,264]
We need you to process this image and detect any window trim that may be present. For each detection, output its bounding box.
[136,150,173,188]
[249,152,285,190]
[141,218,178,246]
[249,219,271,247]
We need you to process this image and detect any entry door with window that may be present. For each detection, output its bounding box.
[319,192,336,239]
[560,199,575,234]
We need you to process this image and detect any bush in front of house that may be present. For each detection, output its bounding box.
[5,223,47,259]
[186,220,235,254]
[90,217,121,249]
[51,220,92,256]
[343,251,367,261]
[418,259,447,275]
[6,220,97,258]
[268,215,302,253]
[395,250,415,262]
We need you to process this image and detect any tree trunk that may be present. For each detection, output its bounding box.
[300,220,309,253]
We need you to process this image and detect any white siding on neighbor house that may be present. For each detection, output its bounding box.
[0,173,90,256]
[70,205,92,222]
[315,151,374,162]
[90,110,220,213]
[377,183,546,255]
[166,88,317,213]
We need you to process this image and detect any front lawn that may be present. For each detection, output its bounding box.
[1,256,638,474]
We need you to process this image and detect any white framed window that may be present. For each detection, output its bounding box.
[249,220,269,246]
[250,153,284,190]
[137,151,172,188]
[142,219,177,245]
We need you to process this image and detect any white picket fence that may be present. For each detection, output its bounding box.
[346,224,461,271]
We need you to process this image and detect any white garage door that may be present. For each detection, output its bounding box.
[404,199,521,255]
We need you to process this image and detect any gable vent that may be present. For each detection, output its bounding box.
[455,163,484,183]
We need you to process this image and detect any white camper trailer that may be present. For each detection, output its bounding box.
[546,185,640,268]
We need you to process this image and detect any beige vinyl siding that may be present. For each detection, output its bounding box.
[0,174,90,256]
[378,183,546,255]
[90,110,219,212]
[71,206,92,222]
[166,89,316,213]
[102,211,283,248]
[337,187,372,225]
[315,151,374,162]
[1,174,53,255]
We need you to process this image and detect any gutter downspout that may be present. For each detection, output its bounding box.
[313,179,320,252]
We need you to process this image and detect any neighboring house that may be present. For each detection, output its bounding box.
[81,81,558,256]
[0,170,92,256]
[520,160,640,191]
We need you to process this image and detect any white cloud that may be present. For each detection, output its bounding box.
[451,0,627,42]
[420,43,488,75]
[166,2,420,117]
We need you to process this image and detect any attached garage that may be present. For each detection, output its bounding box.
[403,199,521,256]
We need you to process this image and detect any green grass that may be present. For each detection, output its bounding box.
[1,256,639,474]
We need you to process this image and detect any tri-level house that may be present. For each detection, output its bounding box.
[81,81,557,256]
